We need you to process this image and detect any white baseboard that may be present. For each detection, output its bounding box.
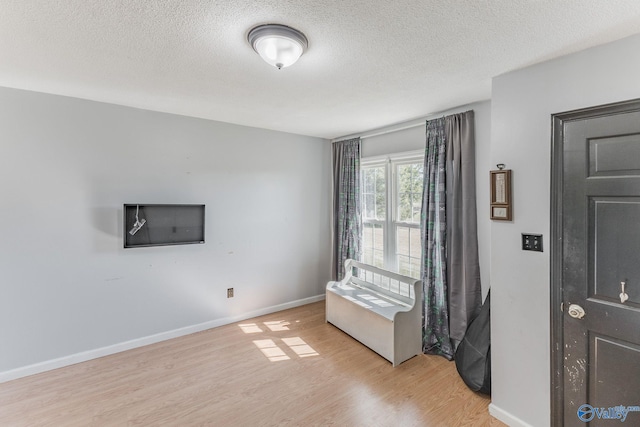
[0,294,325,384]
[489,403,535,427]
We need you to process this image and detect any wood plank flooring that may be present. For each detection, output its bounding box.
[0,301,504,426]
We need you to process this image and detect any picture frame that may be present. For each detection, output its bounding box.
[490,170,511,205]
[490,169,512,221]
[491,205,511,220]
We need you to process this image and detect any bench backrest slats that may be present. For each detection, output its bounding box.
[346,259,418,284]
[350,276,413,307]
[341,259,420,306]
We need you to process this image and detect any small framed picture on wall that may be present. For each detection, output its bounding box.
[490,169,512,221]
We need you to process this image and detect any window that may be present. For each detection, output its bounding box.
[362,164,386,268]
[361,153,424,279]
[395,161,423,278]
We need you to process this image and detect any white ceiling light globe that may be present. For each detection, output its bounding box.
[248,24,308,70]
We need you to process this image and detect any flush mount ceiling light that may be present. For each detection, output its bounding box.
[248,24,308,70]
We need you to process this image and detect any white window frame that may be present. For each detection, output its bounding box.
[361,158,388,269]
[361,150,424,276]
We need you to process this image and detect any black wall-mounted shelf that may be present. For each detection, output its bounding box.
[124,204,205,248]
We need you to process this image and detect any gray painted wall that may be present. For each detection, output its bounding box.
[0,87,331,373]
[361,100,492,299]
[491,33,640,426]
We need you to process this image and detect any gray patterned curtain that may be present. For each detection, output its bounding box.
[332,138,362,280]
[421,110,481,360]
[421,117,453,358]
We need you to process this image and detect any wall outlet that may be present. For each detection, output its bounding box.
[227,288,234,298]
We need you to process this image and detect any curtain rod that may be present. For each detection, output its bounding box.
[331,119,426,143]
[331,106,477,143]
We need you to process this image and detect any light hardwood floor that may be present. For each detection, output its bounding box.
[0,301,504,426]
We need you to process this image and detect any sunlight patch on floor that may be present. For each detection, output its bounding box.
[242,318,319,362]
[253,339,291,362]
[282,337,319,358]
[252,337,320,362]
[264,321,290,331]
[240,320,292,334]
[239,323,264,334]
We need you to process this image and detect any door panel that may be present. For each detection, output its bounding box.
[592,198,640,305]
[589,336,640,426]
[590,335,640,404]
[553,102,640,426]
[588,132,640,177]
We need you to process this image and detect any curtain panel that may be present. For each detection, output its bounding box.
[421,110,481,360]
[332,138,362,280]
[445,111,482,346]
[420,117,453,358]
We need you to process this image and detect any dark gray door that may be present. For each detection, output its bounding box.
[552,100,640,426]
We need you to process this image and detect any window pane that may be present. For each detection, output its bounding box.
[362,165,386,221]
[398,192,411,222]
[411,192,421,222]
[362,224,373,265]
[373,248,384,268]
[397,226,409,258]
[412,164,424,193]
[398,255,411,277]
[397,225,421,279]
[410,227,421,258]
[364,169,375,193]
[410,257,421,279]
[364,194,375,219]
[375,167,386,220]
[396,162,424,224]
[373,224,384,268]
[362,222,384,268]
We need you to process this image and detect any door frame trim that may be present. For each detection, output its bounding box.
[550,98,640,426]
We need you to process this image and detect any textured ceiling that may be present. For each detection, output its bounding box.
[1,0,640,139]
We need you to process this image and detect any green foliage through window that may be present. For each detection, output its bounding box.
[397,163,423,223]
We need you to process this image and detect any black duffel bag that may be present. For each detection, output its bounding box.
[454,289,491,395]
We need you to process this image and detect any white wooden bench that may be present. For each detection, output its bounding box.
[326,259,423,367]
